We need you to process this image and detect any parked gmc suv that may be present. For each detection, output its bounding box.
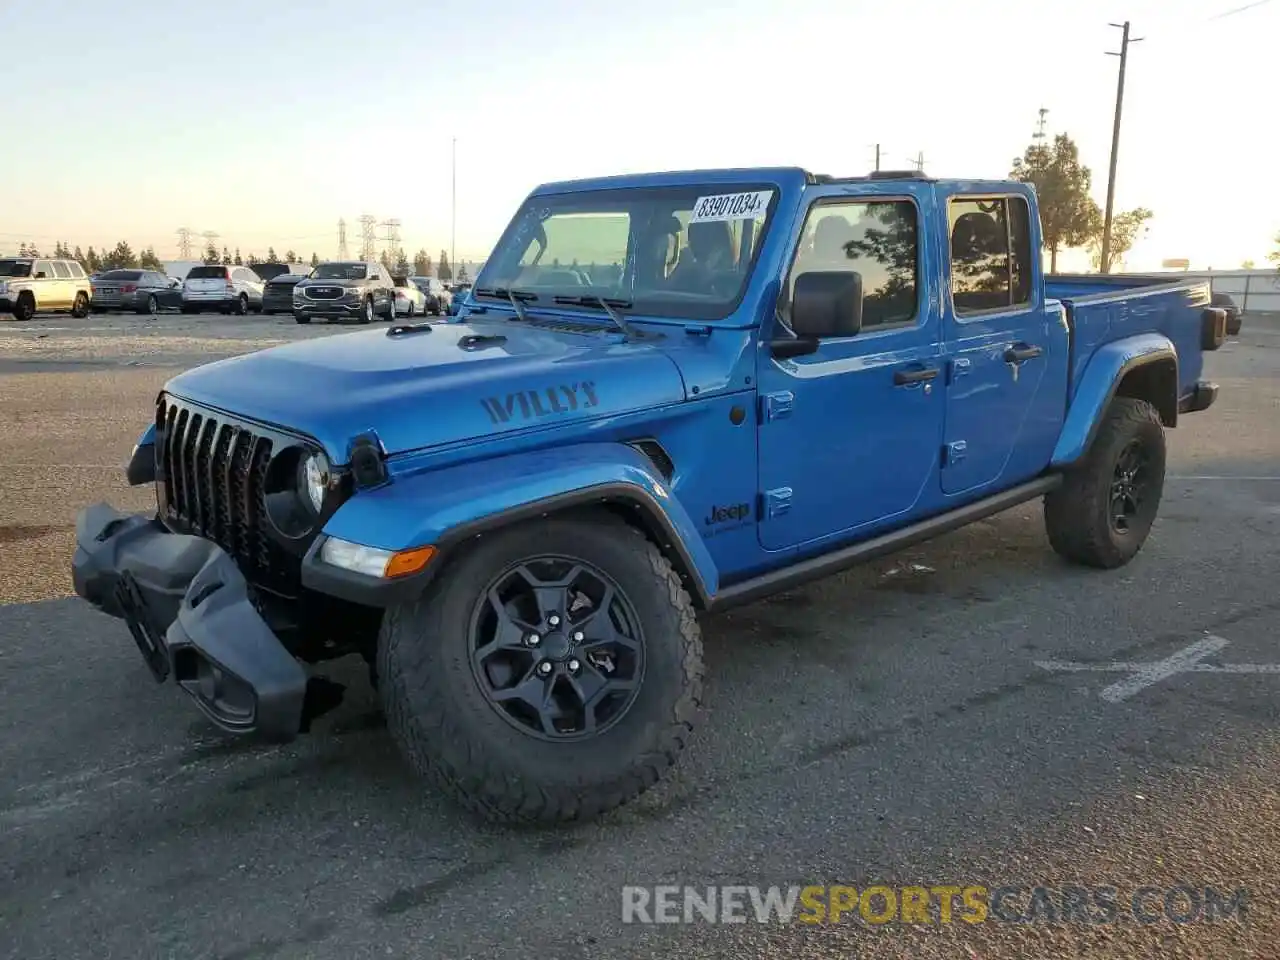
[292,260,395,324]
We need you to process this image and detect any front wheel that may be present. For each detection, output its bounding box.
[13,293,35,321]
[1044,397,1167,569]
[378,516,704,824]
[139,294,157,315]
[361,297,375,324]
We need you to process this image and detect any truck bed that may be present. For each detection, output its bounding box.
[1045,273,1213,404]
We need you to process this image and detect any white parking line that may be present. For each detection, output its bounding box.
[1168,476,1280,482]
[1035,635,1280,702]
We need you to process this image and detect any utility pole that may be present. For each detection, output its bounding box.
[450,137,457,279]
[336,218,349,260]
[1100,21,1141,274]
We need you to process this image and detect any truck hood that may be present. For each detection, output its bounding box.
[163,320,687,461]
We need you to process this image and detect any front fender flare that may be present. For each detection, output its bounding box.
[1051,333,1177,468]
[127,422,158,485]
[305,442,718,609]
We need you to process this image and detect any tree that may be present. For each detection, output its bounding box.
[234,247,243,265]
[72,245,85,267]
[203,242,220,265]
[1268,232,1280,271]
[222,246,233,265]
[84,246,101,272]
[1241,259,1256,270]
[437,249,452,281]
[139,246,164,271]
[394,249,410,275]
[21,242,41,257]
[1010,132,1101,273]
[53,241,71,258]
[457,262,469,282]
[1088,208,1152,272]
[246,252,260,265]
[310,252,320,268]
[378,249,392,271]
[266,246,278,262]
[101,240,138,271]
[413,249,432,277]
[284,249,298,263]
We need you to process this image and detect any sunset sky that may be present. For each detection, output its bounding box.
[1,0,1275,271]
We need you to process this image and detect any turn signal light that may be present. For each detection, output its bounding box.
[385,545,435,578]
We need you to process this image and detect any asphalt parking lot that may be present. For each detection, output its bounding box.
[1,311,1278,959]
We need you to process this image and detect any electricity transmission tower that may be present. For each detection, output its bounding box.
[176,227,194,260]
[381,219,402,264]
[337,218,349,259]
[358,215,378,262]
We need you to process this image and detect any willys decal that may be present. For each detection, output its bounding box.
[481,382,599,425]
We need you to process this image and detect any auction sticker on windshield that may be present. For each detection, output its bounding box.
[689,190,773,223]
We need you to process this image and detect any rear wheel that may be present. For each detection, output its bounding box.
[378,517,704,824]
[235,294,249,316]
[1044,397,1166,569]
[70,292,90,319]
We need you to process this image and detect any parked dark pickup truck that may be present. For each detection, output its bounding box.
[72,165,1225,826]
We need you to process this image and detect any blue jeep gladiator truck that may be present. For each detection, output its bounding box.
[72,166,1226,824]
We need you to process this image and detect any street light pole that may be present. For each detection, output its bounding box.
[450,137,457,278]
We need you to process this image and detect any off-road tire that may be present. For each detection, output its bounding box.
[377,517,704,824]
[13,292,35,321]
[1044,397,1166,569]
[70,292,90,319]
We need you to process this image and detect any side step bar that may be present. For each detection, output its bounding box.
[711,475,1063,612]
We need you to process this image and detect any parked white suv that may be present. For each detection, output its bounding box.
[0,257,92,319]
[181,264,264,315]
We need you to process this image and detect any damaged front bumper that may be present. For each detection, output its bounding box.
[71,502,313,741]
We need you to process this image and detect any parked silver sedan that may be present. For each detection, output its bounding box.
[91,269,182,314]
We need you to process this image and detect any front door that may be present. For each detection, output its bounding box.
[757,189,945,551]
[940,194,1065,495]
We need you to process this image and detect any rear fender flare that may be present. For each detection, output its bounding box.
[1051,333,1178,468]
[311,442,718,609]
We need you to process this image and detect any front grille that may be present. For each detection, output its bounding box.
[305,286,343,300]
[157,396,300,597]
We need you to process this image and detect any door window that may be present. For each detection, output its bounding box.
[781,198,919,331]
[948,196,1034,315]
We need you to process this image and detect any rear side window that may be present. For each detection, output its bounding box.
[187,266,229,279]
[948,196,1034,315]
[52,261,72,279]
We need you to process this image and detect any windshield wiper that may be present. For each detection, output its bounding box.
[552,294,642,340]
[474,286,537,322]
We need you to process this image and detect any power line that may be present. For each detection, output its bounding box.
[1208,0,1273,19]
[1099,21,1142,275]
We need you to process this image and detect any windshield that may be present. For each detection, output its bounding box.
[311,262,369,280]
[0,260,33,278]
[475,184,777,321]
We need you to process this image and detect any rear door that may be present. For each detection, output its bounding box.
[939,191,1067,495]
[756,184,945,550]
[50,261,75,309]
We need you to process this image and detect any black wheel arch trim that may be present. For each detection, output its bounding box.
[1073,348,1178,468]
[299,483,714,611]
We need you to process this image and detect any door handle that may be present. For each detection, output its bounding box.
[893,366,940,386]
[1004,343,1043,363]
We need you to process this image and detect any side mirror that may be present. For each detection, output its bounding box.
[35,271,48,279]
[771,271,863,358]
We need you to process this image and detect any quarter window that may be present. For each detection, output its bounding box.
[948,196,1034,314]
[52,261,72,279]
[783,198,919,330]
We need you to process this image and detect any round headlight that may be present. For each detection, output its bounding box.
[301,451,330,513]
